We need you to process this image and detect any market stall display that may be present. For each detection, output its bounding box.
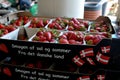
[0,11,119,80]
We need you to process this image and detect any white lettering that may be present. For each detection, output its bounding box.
[52,48,71,53]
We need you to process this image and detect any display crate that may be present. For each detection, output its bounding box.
[0,11,118,80]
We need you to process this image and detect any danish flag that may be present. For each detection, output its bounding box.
[96,52,110,65]
[77,76,90,80]
[72,55,85,67]
[86,58,96,65]
[101,46,111,53]
[97,75,105,80]
[79,48,94,58]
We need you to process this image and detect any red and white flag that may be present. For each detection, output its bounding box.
[72,55,85,67]
[79,48,94,58]
[77,76,90,80]
[97,75,105,80]
[96,52,110,65]
[101,46,111,53]
[86,58,96,65]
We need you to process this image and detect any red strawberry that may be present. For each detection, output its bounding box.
[44,32,52,41]
[0,43,8,53]
[48,23,55,29]
[59,38,69,44]
[68,26,74,31]
[71,18,79,25]
[31,17,38,24]
[95,27,101,32]
[85,34,94,41]
[3,67,12,77]
[93,38,101,45]
[68,39,76,44]
[43,19,49,25]
[5,25,16,32]
[36,31,44,36]
[56,17,62,21]
[39,35,47,42]
[59,34,67,39]
[26,63,34,68]
[0,24,5,29]
[36,19,44,27]
[68,32,78,41]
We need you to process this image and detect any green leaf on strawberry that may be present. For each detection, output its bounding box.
[86,40,93,45]
[51,29,60,38]
[79,27,86,31]
[10,20,16,24]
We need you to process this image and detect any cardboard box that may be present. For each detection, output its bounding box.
[0,38,112,80]
[0,61,111,80]
[1,28,19,40]
[0,11,32,39]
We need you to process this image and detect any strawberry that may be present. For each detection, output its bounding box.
[59,34,67,39]
[31,17,38,24]
[5,25,16,32]
[18,16,23,21]
[36,19,44,27]
[83,21,89,28]
[59,31,84,45]
[3,67,12,77]
[23,19,29,25]
[23,16,29,21]
[95,27,101,32]
[0,24,5,29]
[0,29,9,36]
[44,32,52,41]
[15,20,22,26]
[63,19,69,25]
[85,34,94,41]
[59,38,69,44]
[68,26,74,31]
[43,19,49,25]
[68,39,76,44]
[69,21,74,26]
[71,18,79,25]
[48,23,55,29]
[36,31,44,36]
[56,17,62,21]
[0,43,8,53]
[68,32,78,41]
[93,38,101,45]
[39,35,47,42]
[55,23,62,30]
[26,63,34,68]
[32,36,40,41]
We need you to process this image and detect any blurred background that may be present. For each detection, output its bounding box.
[0,0,118,21]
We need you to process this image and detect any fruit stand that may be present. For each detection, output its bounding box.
[0,11,120,80]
